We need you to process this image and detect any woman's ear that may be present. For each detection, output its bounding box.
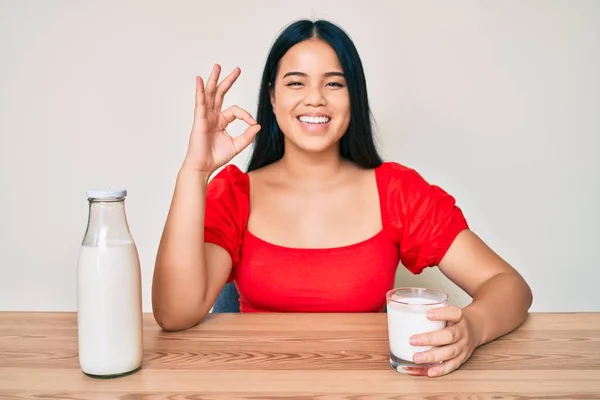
[268,82,275,110]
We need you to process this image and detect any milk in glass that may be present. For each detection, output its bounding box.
[386,288,448,372]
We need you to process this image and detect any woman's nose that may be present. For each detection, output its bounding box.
[303,85,327,107]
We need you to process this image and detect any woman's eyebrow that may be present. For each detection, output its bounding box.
[282,71,345,78]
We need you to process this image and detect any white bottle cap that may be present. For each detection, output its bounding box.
[86,189,127,199]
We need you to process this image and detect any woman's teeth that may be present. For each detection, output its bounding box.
[299,116,330,124]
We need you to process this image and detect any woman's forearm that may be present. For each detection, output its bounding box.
[464,272,533,347]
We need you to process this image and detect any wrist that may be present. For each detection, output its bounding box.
[462,304,487,347]
[177,166,212,185]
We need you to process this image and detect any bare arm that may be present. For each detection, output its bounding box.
[151,64,260,331]
[151,169,232,331]
[438,229,533,346]
[409,229,533,377]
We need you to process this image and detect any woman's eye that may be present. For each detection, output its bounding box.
[285,81,344,88]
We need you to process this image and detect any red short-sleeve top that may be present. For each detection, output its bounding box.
[204,161,468,313]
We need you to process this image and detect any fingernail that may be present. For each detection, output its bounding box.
[427,310,436,319]
[413,354,424,363]
[409,336,420,345]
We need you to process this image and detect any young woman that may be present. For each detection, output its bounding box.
[152,19,533,377]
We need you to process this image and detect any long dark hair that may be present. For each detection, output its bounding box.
[246,19,384,172]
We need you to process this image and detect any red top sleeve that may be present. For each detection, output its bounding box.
[203,165,250,281]
[379,162,469,274]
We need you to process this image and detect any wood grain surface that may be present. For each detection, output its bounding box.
[0,312,599,399]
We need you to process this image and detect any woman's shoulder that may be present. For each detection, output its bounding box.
[204,164,250,269]
[375,161,431,191]
[374,160,462,216]
[375,160,423,174]
[210,164,249,184]
[375,160,469,274]
[207,164,250,197]
[205,164,251,221]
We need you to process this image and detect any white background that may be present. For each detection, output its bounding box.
[1,0,598,312]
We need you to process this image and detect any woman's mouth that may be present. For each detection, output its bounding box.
[297,115,331,132]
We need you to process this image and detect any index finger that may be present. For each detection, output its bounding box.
[222,105,258,126]
[427,305,463,323]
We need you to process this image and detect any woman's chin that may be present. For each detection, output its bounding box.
[288,136,341,154]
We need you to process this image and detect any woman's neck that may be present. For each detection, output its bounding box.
[274,144,354,189]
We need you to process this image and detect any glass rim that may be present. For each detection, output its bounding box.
[385,287,449,306]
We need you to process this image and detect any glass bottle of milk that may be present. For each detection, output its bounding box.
[76,189,143,378]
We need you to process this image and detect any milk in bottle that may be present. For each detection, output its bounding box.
[77,189,143,378]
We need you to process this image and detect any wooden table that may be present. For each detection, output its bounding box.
[1,312,599,399]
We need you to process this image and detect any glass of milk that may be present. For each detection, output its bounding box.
[386,287,448,374]
[77,189,143,378]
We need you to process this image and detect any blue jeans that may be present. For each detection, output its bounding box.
[211,282,240,313]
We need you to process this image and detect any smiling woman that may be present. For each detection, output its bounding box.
[249,20,382,171]
[151,18,533,378]
[266,40,351,156]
